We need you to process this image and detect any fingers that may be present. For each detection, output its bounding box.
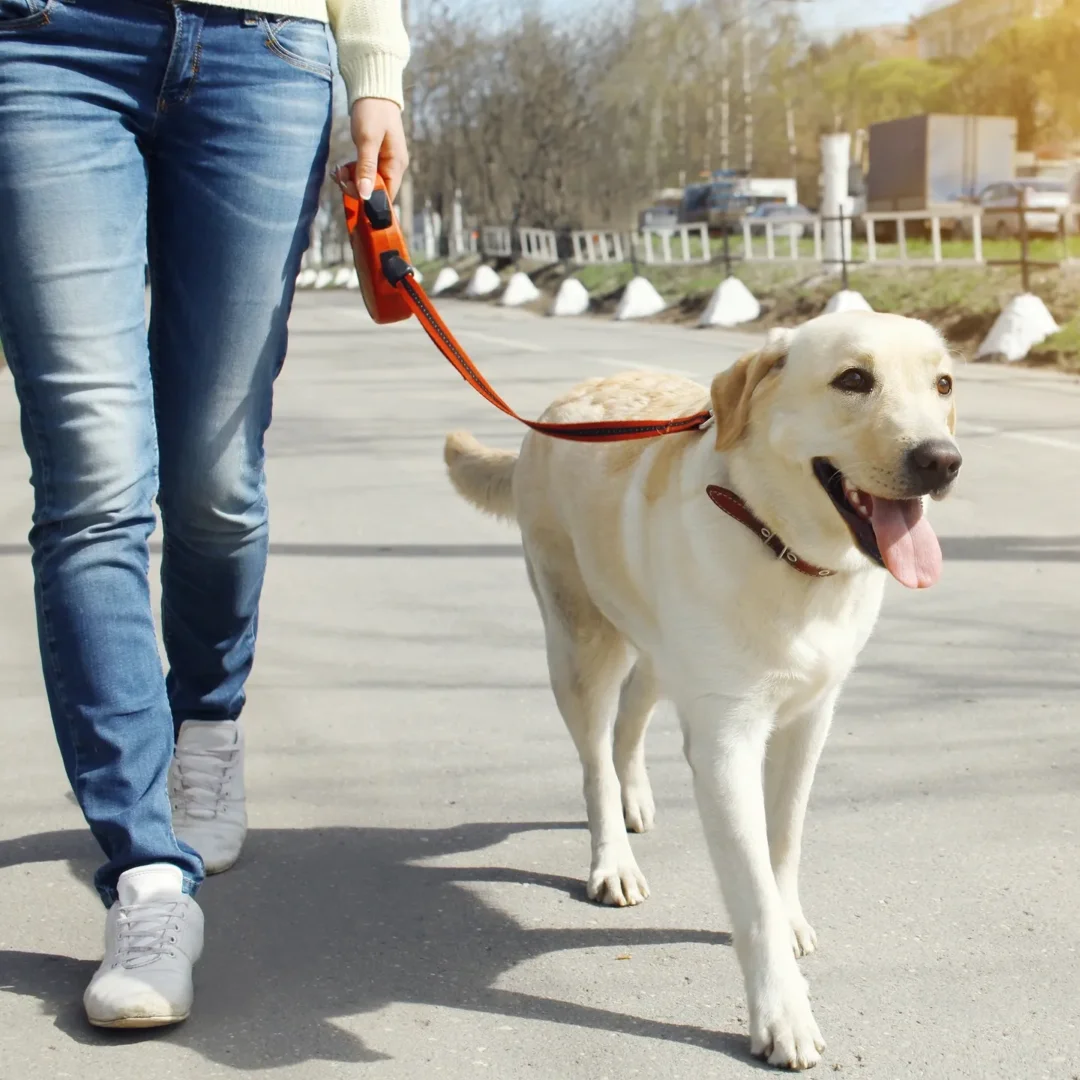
[349,98,410,201]
[354,134,381,201]
[332,163,360,199]
[381,146,408,202]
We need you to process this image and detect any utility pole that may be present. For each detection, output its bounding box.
[398,0,414,248]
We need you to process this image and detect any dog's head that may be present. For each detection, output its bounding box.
[710,311,960,589]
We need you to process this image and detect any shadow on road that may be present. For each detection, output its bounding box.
[1,536,1078,563]
[939,535,1080,562]
[0,822,747,1071]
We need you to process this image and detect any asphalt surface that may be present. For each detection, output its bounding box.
[1,293,1078,1080]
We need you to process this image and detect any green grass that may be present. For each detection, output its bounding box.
[1030,315,1080,372]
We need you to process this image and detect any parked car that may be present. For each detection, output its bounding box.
[972,179,1071,238]
[638,205,680,229]
[745,202,815,238]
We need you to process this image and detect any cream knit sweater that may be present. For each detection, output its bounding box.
[187,0,409,108]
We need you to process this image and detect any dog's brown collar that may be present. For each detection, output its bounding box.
[706,485,836,579]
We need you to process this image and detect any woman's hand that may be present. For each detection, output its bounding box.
[334,97,409,201]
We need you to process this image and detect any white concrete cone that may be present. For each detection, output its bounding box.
[413,268,423,284]
[500,271,540,307]
[343,267,360,290]
[313,269,335,290]
[332,266,353,288]
[296,268,317,289]
[824,289,873,314]
[465,265,501,298]
[432,267,459,296]
[976,293,1058,362]
[551,277,590,317]
[615,276,665,320]
[698,277,761,328]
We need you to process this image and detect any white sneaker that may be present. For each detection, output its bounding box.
[84,864,204,1028]
[169,719,247,874]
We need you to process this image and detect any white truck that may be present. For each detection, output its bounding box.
[866,113,1017,236]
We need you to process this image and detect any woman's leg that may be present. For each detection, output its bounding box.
[0,0,203,907]
[148,6,331,872]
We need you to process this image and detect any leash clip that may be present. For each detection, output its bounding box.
[380,251,414,288]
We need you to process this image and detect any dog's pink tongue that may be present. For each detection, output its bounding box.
[868,497,942,589]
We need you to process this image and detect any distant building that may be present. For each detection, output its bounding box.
[912,0,1064,59]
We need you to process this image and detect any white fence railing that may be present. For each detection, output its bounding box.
[638,223,710,265]
[571,230,626,264]
[302,203,1078,279]
[480,225,513,259]
[862,210,984,266]
[519,227,559,264]
[741,218,822,262]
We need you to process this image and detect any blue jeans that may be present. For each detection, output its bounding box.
[0,0,331,903]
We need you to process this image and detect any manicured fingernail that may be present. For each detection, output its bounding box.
[358,179,373,200]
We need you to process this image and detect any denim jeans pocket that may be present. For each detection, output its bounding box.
[0,0,52,31]
[259,15,333,82]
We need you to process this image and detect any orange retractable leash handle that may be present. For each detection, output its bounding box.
[339,168,711,443]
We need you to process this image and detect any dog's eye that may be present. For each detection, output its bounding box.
[831,368,875,394]
[936,374,953,396]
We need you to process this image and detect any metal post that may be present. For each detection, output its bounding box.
[1019,185,1030,292]
[722,196,732,277]
[838,203,849,290]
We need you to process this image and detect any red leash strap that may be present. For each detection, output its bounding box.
[390,259,711,443]
[338,171,710,443]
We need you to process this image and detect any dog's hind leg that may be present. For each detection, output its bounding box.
[765,690,838,959]
[525,551,649,907]
[613,658,658,834]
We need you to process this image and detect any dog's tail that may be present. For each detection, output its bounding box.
[443,431,518,522]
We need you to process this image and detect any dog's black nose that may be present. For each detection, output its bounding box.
[908,440,962,492]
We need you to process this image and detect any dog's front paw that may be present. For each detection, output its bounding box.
[789,913,817,958]
[587,856,650,907]
[749,972,824,1071]
[621,769,655,834]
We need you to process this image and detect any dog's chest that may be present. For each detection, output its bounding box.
[775,581,883,688]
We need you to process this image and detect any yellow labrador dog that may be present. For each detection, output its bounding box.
[443,311,960,1070]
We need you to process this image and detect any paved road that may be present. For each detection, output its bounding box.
[2,294,1078,1080]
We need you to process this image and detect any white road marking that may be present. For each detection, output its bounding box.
[1005,431,1080,453]
[584,356,699,378]
[961,423,1080,453]
[465,331,548,354]
[462,332,704,378]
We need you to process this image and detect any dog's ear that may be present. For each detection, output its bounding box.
[947,401,956,434]
[710,328,791,451]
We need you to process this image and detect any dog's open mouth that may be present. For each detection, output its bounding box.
[812,458,942,589]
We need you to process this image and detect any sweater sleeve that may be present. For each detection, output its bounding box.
[326,0,410,109]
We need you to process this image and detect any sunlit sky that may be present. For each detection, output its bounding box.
[520,0,937,36]
[801,0,929,33]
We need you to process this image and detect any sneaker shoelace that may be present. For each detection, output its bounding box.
[114,901,184,969]
[173,745,238,821]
